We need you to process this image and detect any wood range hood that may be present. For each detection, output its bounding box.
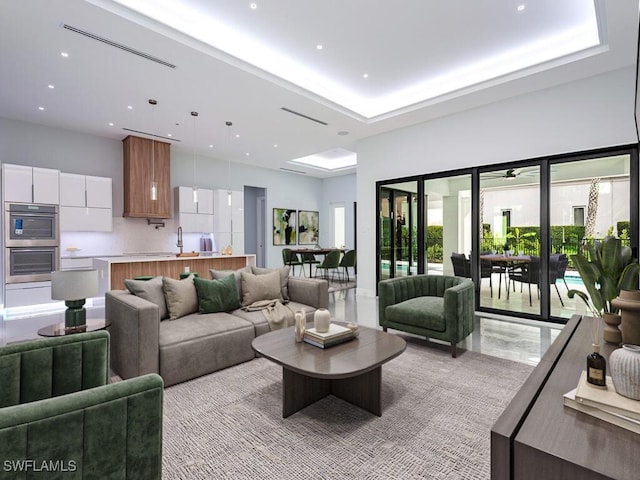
[122,135,171,219]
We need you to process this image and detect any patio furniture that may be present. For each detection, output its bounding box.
[378,274,475,357]
[451,253,470,277]
[508,256,539,306]
[0,331,164,479]
[549,253,566,306]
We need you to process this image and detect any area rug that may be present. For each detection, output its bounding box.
[162,340,533,480]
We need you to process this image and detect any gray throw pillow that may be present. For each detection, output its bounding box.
[251,266,291,301]
[124,276,168,320]
[210,266,251,300]
[241,270,283,306]
[162,275,198,320]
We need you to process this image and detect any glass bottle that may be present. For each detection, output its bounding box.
[587,343,607,387]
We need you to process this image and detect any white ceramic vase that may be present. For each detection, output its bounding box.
[314,308,331,333]
[610,344,640,400]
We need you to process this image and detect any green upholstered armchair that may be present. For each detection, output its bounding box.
[0,331,163,479]
[378,275,475,357]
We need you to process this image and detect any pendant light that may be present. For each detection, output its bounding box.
[149,99,158,201]
[191,111,199,203]
[226,121,232,207]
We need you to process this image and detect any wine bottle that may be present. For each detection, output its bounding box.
[587,343,607,387]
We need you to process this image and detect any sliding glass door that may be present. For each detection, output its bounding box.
[376,146,637,322]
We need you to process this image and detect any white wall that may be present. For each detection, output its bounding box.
[0,117,336,269]
[356,67,639,295]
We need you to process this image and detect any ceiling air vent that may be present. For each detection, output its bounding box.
[61,24,176,69]
[280,107,328,126]
[280,167,307,175]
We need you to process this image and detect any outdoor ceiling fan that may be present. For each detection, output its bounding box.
[482,167,539,180]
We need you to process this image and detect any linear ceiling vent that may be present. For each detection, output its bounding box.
[280,107,328,126]
[280,167,307,175]
[61,24,176,69]
[122,127,181,142]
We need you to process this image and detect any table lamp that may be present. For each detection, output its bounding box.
[51,269,99,331]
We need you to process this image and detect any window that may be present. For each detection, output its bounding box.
[573,206,585,226]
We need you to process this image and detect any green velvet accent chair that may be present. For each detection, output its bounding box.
[378,275,475,357]
[0,330,163,479]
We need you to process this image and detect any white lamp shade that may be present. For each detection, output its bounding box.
[51,270,99,301]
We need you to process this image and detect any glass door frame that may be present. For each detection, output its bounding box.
[376,144,638,323]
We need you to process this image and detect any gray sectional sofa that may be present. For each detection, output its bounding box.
[106,267,328,387]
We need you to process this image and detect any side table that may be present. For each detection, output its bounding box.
[37,319,111,337]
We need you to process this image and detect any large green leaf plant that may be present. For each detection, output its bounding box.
[567,236,640,316]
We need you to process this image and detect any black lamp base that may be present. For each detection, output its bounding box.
[64,299,87,332]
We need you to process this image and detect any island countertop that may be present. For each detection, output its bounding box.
[93,254,256,293]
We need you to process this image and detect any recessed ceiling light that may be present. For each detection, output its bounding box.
[250,3,257,10]
[209,144,213,148]
[316,44,323,51]
[245,152,250,156]
[47,84,55,89]
[167,133,172,137]
[235,134,240,138]
[60,51,69,57]
[517,4,526,12]
[273,144,278,148]
[363,73,369,79]
[127,105,133,110]
[108,122,114,126]
[38,106,45,111]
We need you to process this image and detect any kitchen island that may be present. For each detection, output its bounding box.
[93,254,256,294]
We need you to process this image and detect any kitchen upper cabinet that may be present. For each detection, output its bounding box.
[59,173,112,232]
[213,189,244,253]
[123,135,171,219]
[175,186,213,233]
[3,164,59,204]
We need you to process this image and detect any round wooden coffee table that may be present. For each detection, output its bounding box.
[252,323,406,418]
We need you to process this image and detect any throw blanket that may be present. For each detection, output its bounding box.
[242,299,295,330]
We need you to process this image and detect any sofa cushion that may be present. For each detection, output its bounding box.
[241,270,283,306]
[210,266,251,301]
[163,275,198,320]
[124,276,168,320]
[385,296,446,332]
[251,266,291,301]
[159,312,251,347]
[194,274,241,313]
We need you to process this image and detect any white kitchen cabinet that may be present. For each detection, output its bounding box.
[3,164,59,204]
[59,173,112,231]
[213,189,244,253]
[175,187,214,233]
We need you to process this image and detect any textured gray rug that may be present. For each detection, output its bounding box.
[162,339,533,480]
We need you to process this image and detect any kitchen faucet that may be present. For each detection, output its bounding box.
[177,226,183,254]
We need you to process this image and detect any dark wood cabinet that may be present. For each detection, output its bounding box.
[492,315,640,480]
[122,135,171,218]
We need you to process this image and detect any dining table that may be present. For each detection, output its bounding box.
[480,254,532,299]
[290,247,345,277]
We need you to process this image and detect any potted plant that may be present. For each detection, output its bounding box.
[567,236,640,344]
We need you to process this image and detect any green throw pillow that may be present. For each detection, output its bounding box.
[194,274,241,313]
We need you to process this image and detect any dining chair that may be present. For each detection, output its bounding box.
[338,249,357,283]
[282,248,304,276]
[301,252,320,277]
[549,253,565,306]
[508,256,540,306]
[450,253,470,278]
[315,250,341,281]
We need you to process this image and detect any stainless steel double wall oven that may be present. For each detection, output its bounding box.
[5,203,59,283]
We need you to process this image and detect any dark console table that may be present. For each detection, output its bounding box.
[491,314,640,480]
